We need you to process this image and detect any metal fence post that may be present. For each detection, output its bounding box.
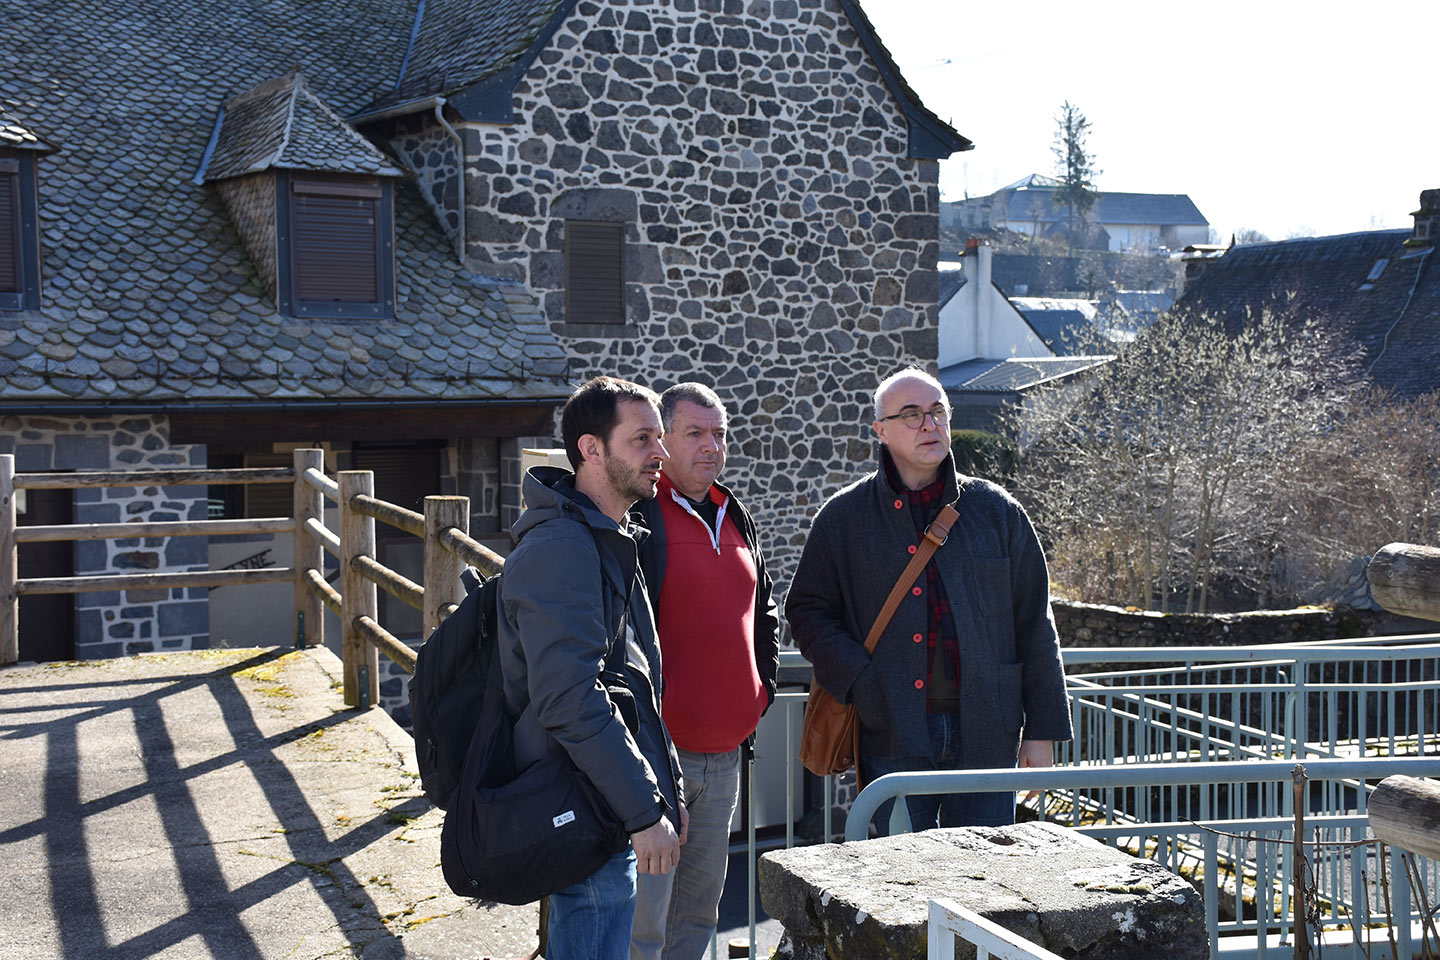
[422,496,469,639]
[0,454,15,664]
[293,448,325,649]
[338,470,378,708]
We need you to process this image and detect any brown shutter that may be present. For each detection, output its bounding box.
[0,170,19,293]
[290,179,382,303]
[565,220,625,324]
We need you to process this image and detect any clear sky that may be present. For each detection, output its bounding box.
[863,0,1439,243]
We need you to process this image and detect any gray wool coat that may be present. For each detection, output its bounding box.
[498,467,683,835]
[786,450,1072,770]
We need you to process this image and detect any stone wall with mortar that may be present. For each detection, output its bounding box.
[458,0,944,587]
[2,414,209,657]
[1053,599,1433,650]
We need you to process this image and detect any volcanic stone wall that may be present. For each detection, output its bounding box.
[456,0,943,583]
[3,414,209,656]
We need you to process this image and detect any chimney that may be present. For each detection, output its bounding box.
[1411,189,1439,246]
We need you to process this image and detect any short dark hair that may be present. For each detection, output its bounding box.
[561,376,661,470]
[659,381,726,432]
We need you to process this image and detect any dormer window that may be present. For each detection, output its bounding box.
[277,173,394,320]
[0,151,41,311]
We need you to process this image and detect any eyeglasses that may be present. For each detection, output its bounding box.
[879,404,950,429]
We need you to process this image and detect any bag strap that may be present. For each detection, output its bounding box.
[862,497,961,654]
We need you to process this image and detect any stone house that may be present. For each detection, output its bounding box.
[3,0,970,661]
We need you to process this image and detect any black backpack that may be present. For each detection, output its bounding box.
[410,568,495,810]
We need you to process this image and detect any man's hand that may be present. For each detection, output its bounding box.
[1018,739,1054,768]
[631,817,681,875]
[678,803,689,846]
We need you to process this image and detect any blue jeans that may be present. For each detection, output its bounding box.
[548,848,638,960]
[858,712,1015,836]
[631,747,742,960]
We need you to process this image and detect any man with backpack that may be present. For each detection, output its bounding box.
[497,376,686,960]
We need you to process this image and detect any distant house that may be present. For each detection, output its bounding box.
[1176,190,1440,399]
[937,244,1112,432]
[3,0,969,659]
[948,174,1210,253]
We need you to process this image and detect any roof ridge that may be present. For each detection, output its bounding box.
[272,70,304,173]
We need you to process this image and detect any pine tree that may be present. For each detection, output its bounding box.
[1052,101,1099,256]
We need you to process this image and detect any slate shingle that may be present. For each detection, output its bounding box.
[1177,228,1439,398]
[3,0,569,407]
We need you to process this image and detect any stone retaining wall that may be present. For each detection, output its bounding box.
[1052,599,1432,650]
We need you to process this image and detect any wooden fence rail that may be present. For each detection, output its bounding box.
[0,449,494,711]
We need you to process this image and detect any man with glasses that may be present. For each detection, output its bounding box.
[786,367,1071,832]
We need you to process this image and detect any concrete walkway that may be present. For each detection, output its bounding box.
[0,646,539,960]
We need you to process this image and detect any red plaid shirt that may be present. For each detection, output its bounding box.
[885,462,961,713]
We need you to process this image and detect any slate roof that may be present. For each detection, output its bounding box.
[938,268,966,309]
[2,0,568,407]
[391,0,567,103]
[993,179,1208,227]
[202,71,408,182]
[1010,297,1098,355]
[939,356,1114,394]
[1176,229,1438,398]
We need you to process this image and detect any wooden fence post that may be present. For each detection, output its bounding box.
[422,496,469,640]
[293,449,325,649]
[338,470,379,708]
[1,455,16,664]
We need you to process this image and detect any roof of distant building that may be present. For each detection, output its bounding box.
[939,355,1114,394]
[1010,297,1099,355]
[976,175,1208,228]
[938,268,967,309]
[1177,228,1438,398]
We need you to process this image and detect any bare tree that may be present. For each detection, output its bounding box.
[1234,227,1271,245]
[1008,308,1358,612]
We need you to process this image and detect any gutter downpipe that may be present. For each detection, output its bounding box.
[432,99,466,266]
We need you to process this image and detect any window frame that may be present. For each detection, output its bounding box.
[0,151,42,311]
[275,171,395,321]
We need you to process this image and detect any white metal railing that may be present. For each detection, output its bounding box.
[928,898,1064,960]
[731,639,1440,960]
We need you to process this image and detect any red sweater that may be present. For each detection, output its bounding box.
[655,477,767,753]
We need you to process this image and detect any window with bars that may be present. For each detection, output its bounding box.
[278,174,394,320]
[565,220,625,325]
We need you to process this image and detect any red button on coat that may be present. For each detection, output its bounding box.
[893,499,903,509]
[912,633,923,643]
[914,679,925,689]
[907,544,917,555]
[911,586,922,596]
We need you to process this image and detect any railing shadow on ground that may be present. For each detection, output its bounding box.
[0,648,419,959]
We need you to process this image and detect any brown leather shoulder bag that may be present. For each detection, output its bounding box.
[797,499,960,780]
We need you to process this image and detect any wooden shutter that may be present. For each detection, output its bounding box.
[290,178,381,303]
[565,220,625,324]
[0,168,19,294]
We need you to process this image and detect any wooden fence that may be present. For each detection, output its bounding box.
[0,449,504,707]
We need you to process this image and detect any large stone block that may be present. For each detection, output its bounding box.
[759,822,1205,960]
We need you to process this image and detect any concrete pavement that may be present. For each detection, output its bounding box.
[0,646,539,960]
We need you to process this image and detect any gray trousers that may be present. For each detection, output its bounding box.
[630,746,742,960]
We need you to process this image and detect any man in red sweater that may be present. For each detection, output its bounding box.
[629,382,780,960]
